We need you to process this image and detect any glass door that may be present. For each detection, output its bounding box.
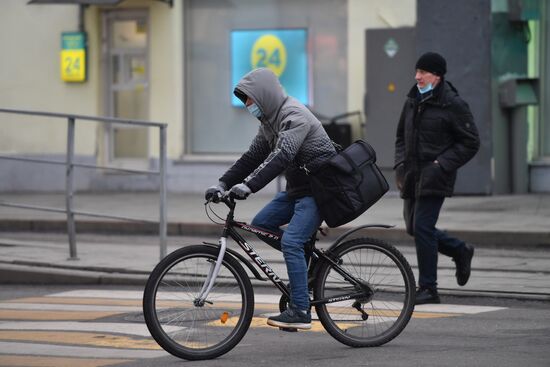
[103,10,149,167]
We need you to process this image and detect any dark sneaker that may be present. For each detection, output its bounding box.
[267,308,311,330]
[415,287,440,305]
[454,244,474,286]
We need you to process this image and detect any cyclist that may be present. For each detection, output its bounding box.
[205,67,336,330]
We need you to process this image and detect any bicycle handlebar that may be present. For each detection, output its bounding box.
[205,192,237,209]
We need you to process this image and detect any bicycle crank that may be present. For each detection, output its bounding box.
[352,300,369,321]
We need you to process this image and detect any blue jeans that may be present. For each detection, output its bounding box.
[251,192,321,310]
[404,196,465,290]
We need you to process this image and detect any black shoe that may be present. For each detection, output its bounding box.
[267,307,311,330]
[415,287,440,305]
[454,244,474,286]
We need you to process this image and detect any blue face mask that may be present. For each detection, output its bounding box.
[417,83,433,94]
[247,103,262,119]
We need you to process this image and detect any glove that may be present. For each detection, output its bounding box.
[205,182,227,202]
[229,183,251,200]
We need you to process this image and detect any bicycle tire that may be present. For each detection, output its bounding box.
[143,245,254,360]
[314,237,415,347]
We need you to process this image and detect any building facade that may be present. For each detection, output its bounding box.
[0,0,548,194]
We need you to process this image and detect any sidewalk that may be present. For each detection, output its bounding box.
[1,192,549,246]
[0,192,549,300]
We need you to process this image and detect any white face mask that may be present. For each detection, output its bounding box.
[417,83,433,94]
[247,103,262,119]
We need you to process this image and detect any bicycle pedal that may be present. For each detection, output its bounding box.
[279,327,298,332]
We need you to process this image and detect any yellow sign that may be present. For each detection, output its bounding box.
[61,49,86,82]
[61,32,86,82]
[251,34,287,77]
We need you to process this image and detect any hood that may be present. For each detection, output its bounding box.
[234,68,287,132]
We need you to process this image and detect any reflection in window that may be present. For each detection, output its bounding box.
[112,20,147,48]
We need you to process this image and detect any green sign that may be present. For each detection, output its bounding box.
[61,32,87,82]
[384,38,399,58]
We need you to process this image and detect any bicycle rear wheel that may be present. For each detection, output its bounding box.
[143,245,254,360]
[314,238,415,347]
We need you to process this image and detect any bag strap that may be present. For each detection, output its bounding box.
[331,140,343,153]
[301,139,342,175]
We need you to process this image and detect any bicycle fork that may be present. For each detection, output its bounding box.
[194,236,227,306]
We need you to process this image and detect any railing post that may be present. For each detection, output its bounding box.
[159,125,167,260]
[1,108,168,261]
[66,117,78,260]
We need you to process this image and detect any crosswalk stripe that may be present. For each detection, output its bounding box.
[0,331,161,350]
[49,290,284,304]
[49,290,181,299]
[0,310,122,321]
[8,296,268,309]
[4,297,143,306]
[413,304,506,314]
[46,290,507,316]
[0,300,459,321]
[411,311,459,318]
[0,341,165,359]
[0,321,163,337]
[0,303,140,312]
[0,355,131,367]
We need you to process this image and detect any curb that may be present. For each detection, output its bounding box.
[0,263,148,286]
[437,288,550,302]
[1,219,550,248]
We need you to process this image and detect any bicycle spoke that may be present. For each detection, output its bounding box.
[315,238,415,347]
[143,246,254,360]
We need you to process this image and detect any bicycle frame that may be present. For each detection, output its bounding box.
[198,196,375,307]
[228,222,289,296]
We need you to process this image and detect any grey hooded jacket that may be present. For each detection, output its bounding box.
[220,68,336,198]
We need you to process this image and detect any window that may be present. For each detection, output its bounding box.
[184,0,347,155]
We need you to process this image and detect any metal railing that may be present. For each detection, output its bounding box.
[0,108,168,260]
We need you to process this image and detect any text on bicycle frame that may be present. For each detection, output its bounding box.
[241,240,282,283]
[239,224,281,241]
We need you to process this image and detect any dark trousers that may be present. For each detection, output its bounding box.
[404,196,465,290]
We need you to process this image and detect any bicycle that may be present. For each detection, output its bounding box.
[143,194,416,360]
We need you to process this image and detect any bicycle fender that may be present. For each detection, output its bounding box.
[202,242,267,282]
[327,224,394,252]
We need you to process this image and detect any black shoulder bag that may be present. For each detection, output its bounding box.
[307,140,389,228]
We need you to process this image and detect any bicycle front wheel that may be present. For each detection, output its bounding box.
[143,245,254,360]
[314,238,415,347]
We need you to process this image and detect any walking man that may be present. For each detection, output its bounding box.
[394,52,480,305]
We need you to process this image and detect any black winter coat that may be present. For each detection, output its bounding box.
[394,81,480,198]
